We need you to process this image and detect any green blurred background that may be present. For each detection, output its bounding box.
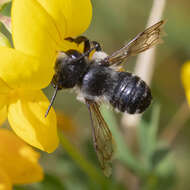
[2,0,190,189]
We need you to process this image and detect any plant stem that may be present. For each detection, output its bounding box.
[59,132,110,188]
[121,0,167,131]
[160,101,190,145]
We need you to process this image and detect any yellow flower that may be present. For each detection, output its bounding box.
[181,61,190,105]
[0,0,92,152]
[0,129,43,190]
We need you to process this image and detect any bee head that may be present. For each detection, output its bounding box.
[52,49,87,89]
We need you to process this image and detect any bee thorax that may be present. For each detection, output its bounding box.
[81,65,118,101]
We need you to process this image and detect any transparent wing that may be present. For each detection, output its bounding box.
[86,100,114,177]
[105,20,165,66]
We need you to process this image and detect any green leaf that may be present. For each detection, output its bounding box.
[148,103,161,149]
[0,31,11,47]
[59,132,121,189]
[137,103,161,170]
[151,145,170,169]
[0,2,12,16]
[0,21,13,46]
[14,186,30,190]
[142,153,176,190]
[38,173,65,190]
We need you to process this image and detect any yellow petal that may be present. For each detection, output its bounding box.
[64,0,92,37]
[12,0,64,58]
[0,46,55,89]
[36,0,67,42]
[61,0,92,51]
[8,90,58,153]
[181,61,190,106]
[0,106,7,126]
[36,0,92,37]
[0,169,12,190]
[184,88,190,106]
[0,76,11,93]
[0,129,43,184]
[181,61,190,89]
[0,77,11,111]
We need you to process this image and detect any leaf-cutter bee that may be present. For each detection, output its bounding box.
[46,20,165,177]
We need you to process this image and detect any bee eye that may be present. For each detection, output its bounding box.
[66,49,82,59]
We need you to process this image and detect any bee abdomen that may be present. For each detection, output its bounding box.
[110,72,152,114]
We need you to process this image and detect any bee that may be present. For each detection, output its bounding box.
[45,20,165,177]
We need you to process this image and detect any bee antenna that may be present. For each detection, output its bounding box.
[72,46,99,64]
[45,85,59,117]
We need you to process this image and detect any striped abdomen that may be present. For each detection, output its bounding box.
[110,72,152,114]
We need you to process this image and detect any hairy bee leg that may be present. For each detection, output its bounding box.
[70,45,103,64]
[65,36,102,54]
[65,36,90,54]
[64,37,103,64]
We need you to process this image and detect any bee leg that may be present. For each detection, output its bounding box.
[91,41,102,51]
[45,85,59,117]
[65,36,90,54]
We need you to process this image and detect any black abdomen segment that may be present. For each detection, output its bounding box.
[110,72,152,114]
